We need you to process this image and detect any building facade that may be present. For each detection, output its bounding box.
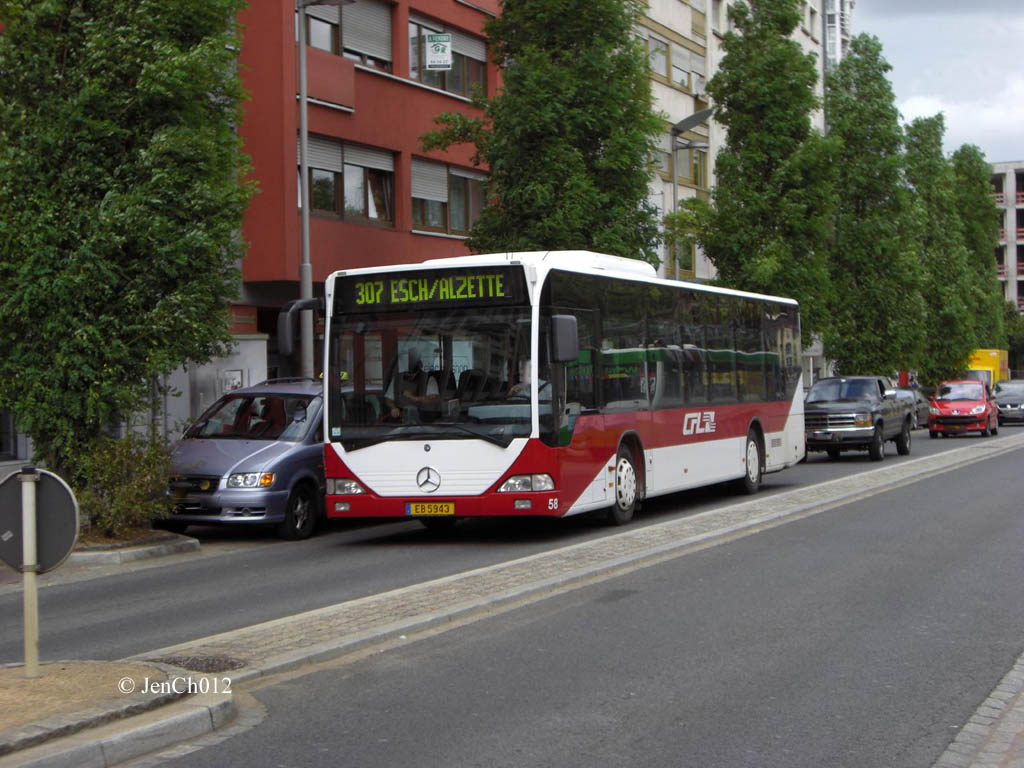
[640,0,713,282]
[823,0,855,72]
[153,0,501,432]
[991,160,1024,315]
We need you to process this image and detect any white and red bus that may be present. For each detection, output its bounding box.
[312,251,804,528]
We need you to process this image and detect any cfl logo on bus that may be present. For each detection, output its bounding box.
[683,411,717,436]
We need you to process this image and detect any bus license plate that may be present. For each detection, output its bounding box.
[406,502,454,516]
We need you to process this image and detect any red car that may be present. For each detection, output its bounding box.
[928,380,999,438]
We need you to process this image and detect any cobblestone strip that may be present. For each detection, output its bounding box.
[932,654,1024,768]
[135,434,1024,687]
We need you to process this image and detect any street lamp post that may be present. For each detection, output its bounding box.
[296,0,352,379]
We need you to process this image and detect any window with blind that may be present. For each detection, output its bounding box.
[299,0,392,72]
[299,136,394,226]
[408,15,487,97]
[411,159,486,235]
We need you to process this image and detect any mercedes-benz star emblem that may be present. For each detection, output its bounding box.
[416,466,441,493]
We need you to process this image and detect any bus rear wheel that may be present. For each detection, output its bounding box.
[736,429,762,494]
[608,446,638,525]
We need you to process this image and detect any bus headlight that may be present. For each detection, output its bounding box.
[498,474,555,492]
[328,478,366,494]
[227,472,275,488]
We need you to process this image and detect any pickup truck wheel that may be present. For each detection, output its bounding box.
[896,419,912,455]
[867,425,885,461]
[826,447,840,459]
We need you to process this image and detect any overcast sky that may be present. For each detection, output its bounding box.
[852,0,1024,163]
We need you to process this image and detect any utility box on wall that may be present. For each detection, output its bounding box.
[160,334,269,438]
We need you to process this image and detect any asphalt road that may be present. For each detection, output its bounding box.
[0,428,1016,667]
[159,435,1024,768]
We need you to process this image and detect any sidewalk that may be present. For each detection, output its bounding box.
[4,433,1024,768]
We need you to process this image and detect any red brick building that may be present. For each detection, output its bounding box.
[235,0,499,376]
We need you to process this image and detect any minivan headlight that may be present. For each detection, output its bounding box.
[227,472,275,488]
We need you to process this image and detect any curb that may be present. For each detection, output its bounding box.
[0,690,234,768]
[0,663,192,756]
[68,536,199,565]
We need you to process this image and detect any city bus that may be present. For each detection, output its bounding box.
[283,251,804,528]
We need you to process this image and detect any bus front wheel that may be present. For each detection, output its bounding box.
[608,446,639,525]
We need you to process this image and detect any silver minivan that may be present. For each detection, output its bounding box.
[158,379,324,540]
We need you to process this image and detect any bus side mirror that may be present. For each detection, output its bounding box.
[277,298,323,358]
[551,315,579,363]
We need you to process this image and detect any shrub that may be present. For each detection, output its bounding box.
[74,433,172,537]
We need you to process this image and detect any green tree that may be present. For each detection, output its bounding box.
[903,115,975,385]
[669,0,837,337]
[420,0,662,261]
[951,144,1005,348]
[0,0,254,478]
[822,34,925,375]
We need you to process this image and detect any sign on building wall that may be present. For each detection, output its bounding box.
[425,33,452,70]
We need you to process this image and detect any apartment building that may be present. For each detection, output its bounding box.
[823,0,855,72]
[150,0,501,428]
[991,160,1024,315]
[640,0,713,281]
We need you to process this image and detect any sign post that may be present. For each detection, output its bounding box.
[20,469,40,678]
[0,467,79,678]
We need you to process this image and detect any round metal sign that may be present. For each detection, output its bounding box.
[0,468,79,574]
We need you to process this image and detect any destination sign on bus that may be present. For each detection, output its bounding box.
[337,267,526,313]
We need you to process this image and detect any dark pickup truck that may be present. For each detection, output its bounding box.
[804,376,913,461]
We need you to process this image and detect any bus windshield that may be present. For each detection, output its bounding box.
[327,307,546,451]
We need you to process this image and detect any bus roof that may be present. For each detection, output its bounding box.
[329,250,798,306]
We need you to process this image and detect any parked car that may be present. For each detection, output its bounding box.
[894,388,930,429]
[158,379,325,540]
[992,379,1024,426]
[928,380,998,439]
[804,376,913,461]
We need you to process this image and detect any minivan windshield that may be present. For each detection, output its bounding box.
[186,394,319,441]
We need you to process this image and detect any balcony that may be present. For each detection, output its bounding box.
[1018,228,1024,242]
[997,264,1006,278]
[994,192,1005,205]
[1018,263,1024,277]
[1018,192,1024,204]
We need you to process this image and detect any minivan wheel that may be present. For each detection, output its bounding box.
[277,483,318,540]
